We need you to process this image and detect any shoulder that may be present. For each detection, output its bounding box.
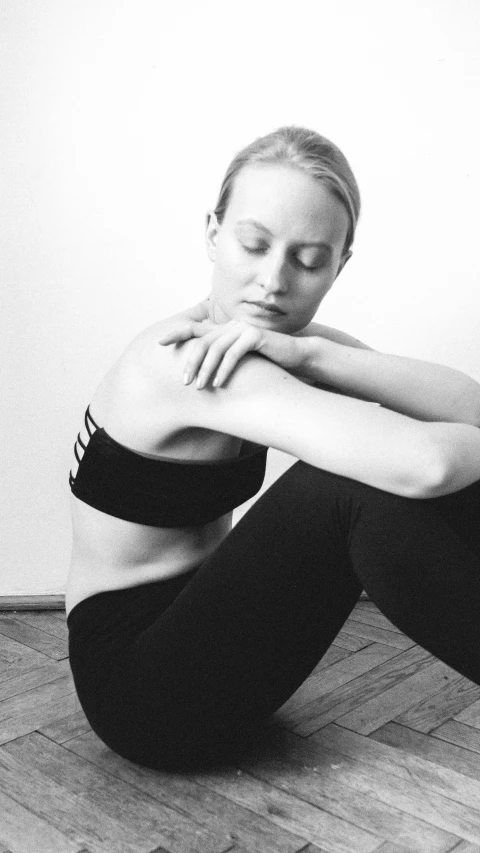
[295,321,374,351]
[112,299,211,380]
[90,301,210,422]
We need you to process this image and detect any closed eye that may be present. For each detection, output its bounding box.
[241,242,325,271]
[241,243,268,255]
[295,258,325,272]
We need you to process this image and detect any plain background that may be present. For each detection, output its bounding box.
[1,0,479,595]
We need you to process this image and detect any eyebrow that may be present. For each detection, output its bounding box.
[235,219,333,252]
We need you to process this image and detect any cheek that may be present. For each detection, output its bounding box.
[216,251,251,286]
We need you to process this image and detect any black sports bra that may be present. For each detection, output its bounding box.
[69,407,268,527]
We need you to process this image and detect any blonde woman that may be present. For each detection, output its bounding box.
[67,126,480,769]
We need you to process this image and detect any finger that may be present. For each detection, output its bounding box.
[158,319,217,346]
[158,323,195,345]
[183,330,232,385]
[213,339,253,387]
[194,329,245,388]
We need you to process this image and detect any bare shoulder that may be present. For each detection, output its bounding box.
[126,299,210,356]
[89,301,210,426]
[296,321,374,351]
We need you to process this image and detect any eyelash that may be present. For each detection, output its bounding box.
[241,244,321,272]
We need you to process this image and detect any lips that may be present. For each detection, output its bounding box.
[246,301,286,315]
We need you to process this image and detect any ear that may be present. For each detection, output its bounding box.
[335,249,352,280]
[205,210,221,262]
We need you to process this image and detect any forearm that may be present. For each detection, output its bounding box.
[301,337,480,426]
[163,314,480,428]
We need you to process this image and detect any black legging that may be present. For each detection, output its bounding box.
[67,461,480,770]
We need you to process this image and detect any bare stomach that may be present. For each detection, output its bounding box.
[65,496,233,617]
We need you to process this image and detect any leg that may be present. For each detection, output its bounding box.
[69,462,480,769]
[348,473,480,680]
[70,460,363,769]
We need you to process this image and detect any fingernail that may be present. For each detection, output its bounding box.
[183,371,191,385]
[196,375,205,389]
[212,376,220,387]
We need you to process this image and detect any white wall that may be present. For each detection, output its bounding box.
[1,0,479,594]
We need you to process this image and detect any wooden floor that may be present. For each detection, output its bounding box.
[1,602,480,853]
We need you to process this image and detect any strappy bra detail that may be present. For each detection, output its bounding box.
[69,407,268,527]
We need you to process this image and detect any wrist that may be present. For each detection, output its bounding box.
[300,335,327,379]
[260,330,308,372]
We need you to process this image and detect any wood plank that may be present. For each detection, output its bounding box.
[336,660,460,734]
[189,764,382,853]
[371,722,480,782]
[299,728,480,845]
[340,619,416,650]
[313,725,480,812]
[0,631,49,666]
[0,787,84,853]
[0,746,132,853]
[39,708,92,744]
[0,616,68,659]
[272,645,432,736]
[66,729,314,853]
[433,721,480,756]
[2,733,229,853]
[291,846,330,853]
[393,675,480,732]
[447,842,480,852]
[0,652,55,688]
[274,644,401,722]
[331,632,373,652]
[15,611,69,641]
[355,600,380,611]
[0,673,79,744]
[238,727,458,853]
[0,657,71,702]
[51,610,68,621]
[347,609,403,633]
[455,699,480,728]
[309,645,354,675]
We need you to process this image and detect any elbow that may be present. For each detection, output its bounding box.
[411,456,452,499]
[405,430,479,499]
[401,437,455,500]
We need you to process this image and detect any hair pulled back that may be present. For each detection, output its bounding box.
[213,126,360,254]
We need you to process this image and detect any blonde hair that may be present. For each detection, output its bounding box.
[214,126,360,253]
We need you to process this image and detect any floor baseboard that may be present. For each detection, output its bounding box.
[0,595,65,611]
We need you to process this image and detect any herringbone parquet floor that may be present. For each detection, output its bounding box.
[1,600,480,853]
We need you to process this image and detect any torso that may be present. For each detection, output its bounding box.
[65,307,246,617]
[65,305,361,617]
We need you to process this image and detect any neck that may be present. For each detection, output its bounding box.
[206,295,231,325]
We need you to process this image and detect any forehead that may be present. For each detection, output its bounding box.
[225,164,349,246]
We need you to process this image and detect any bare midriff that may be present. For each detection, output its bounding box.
[65,497,233,617]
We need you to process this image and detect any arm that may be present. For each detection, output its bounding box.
[166,345,480,499]
[159,316,480,426]
[301,336,480,427]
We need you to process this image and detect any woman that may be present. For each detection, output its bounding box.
[67,126,480,770]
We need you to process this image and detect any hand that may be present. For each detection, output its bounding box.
[159,319,269,388]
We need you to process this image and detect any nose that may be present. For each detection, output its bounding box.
[256,249,289,295]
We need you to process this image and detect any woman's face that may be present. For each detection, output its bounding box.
[205,164,351,334]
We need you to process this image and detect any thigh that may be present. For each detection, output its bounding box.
[67,568,199,734]
[97,461,363,767]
